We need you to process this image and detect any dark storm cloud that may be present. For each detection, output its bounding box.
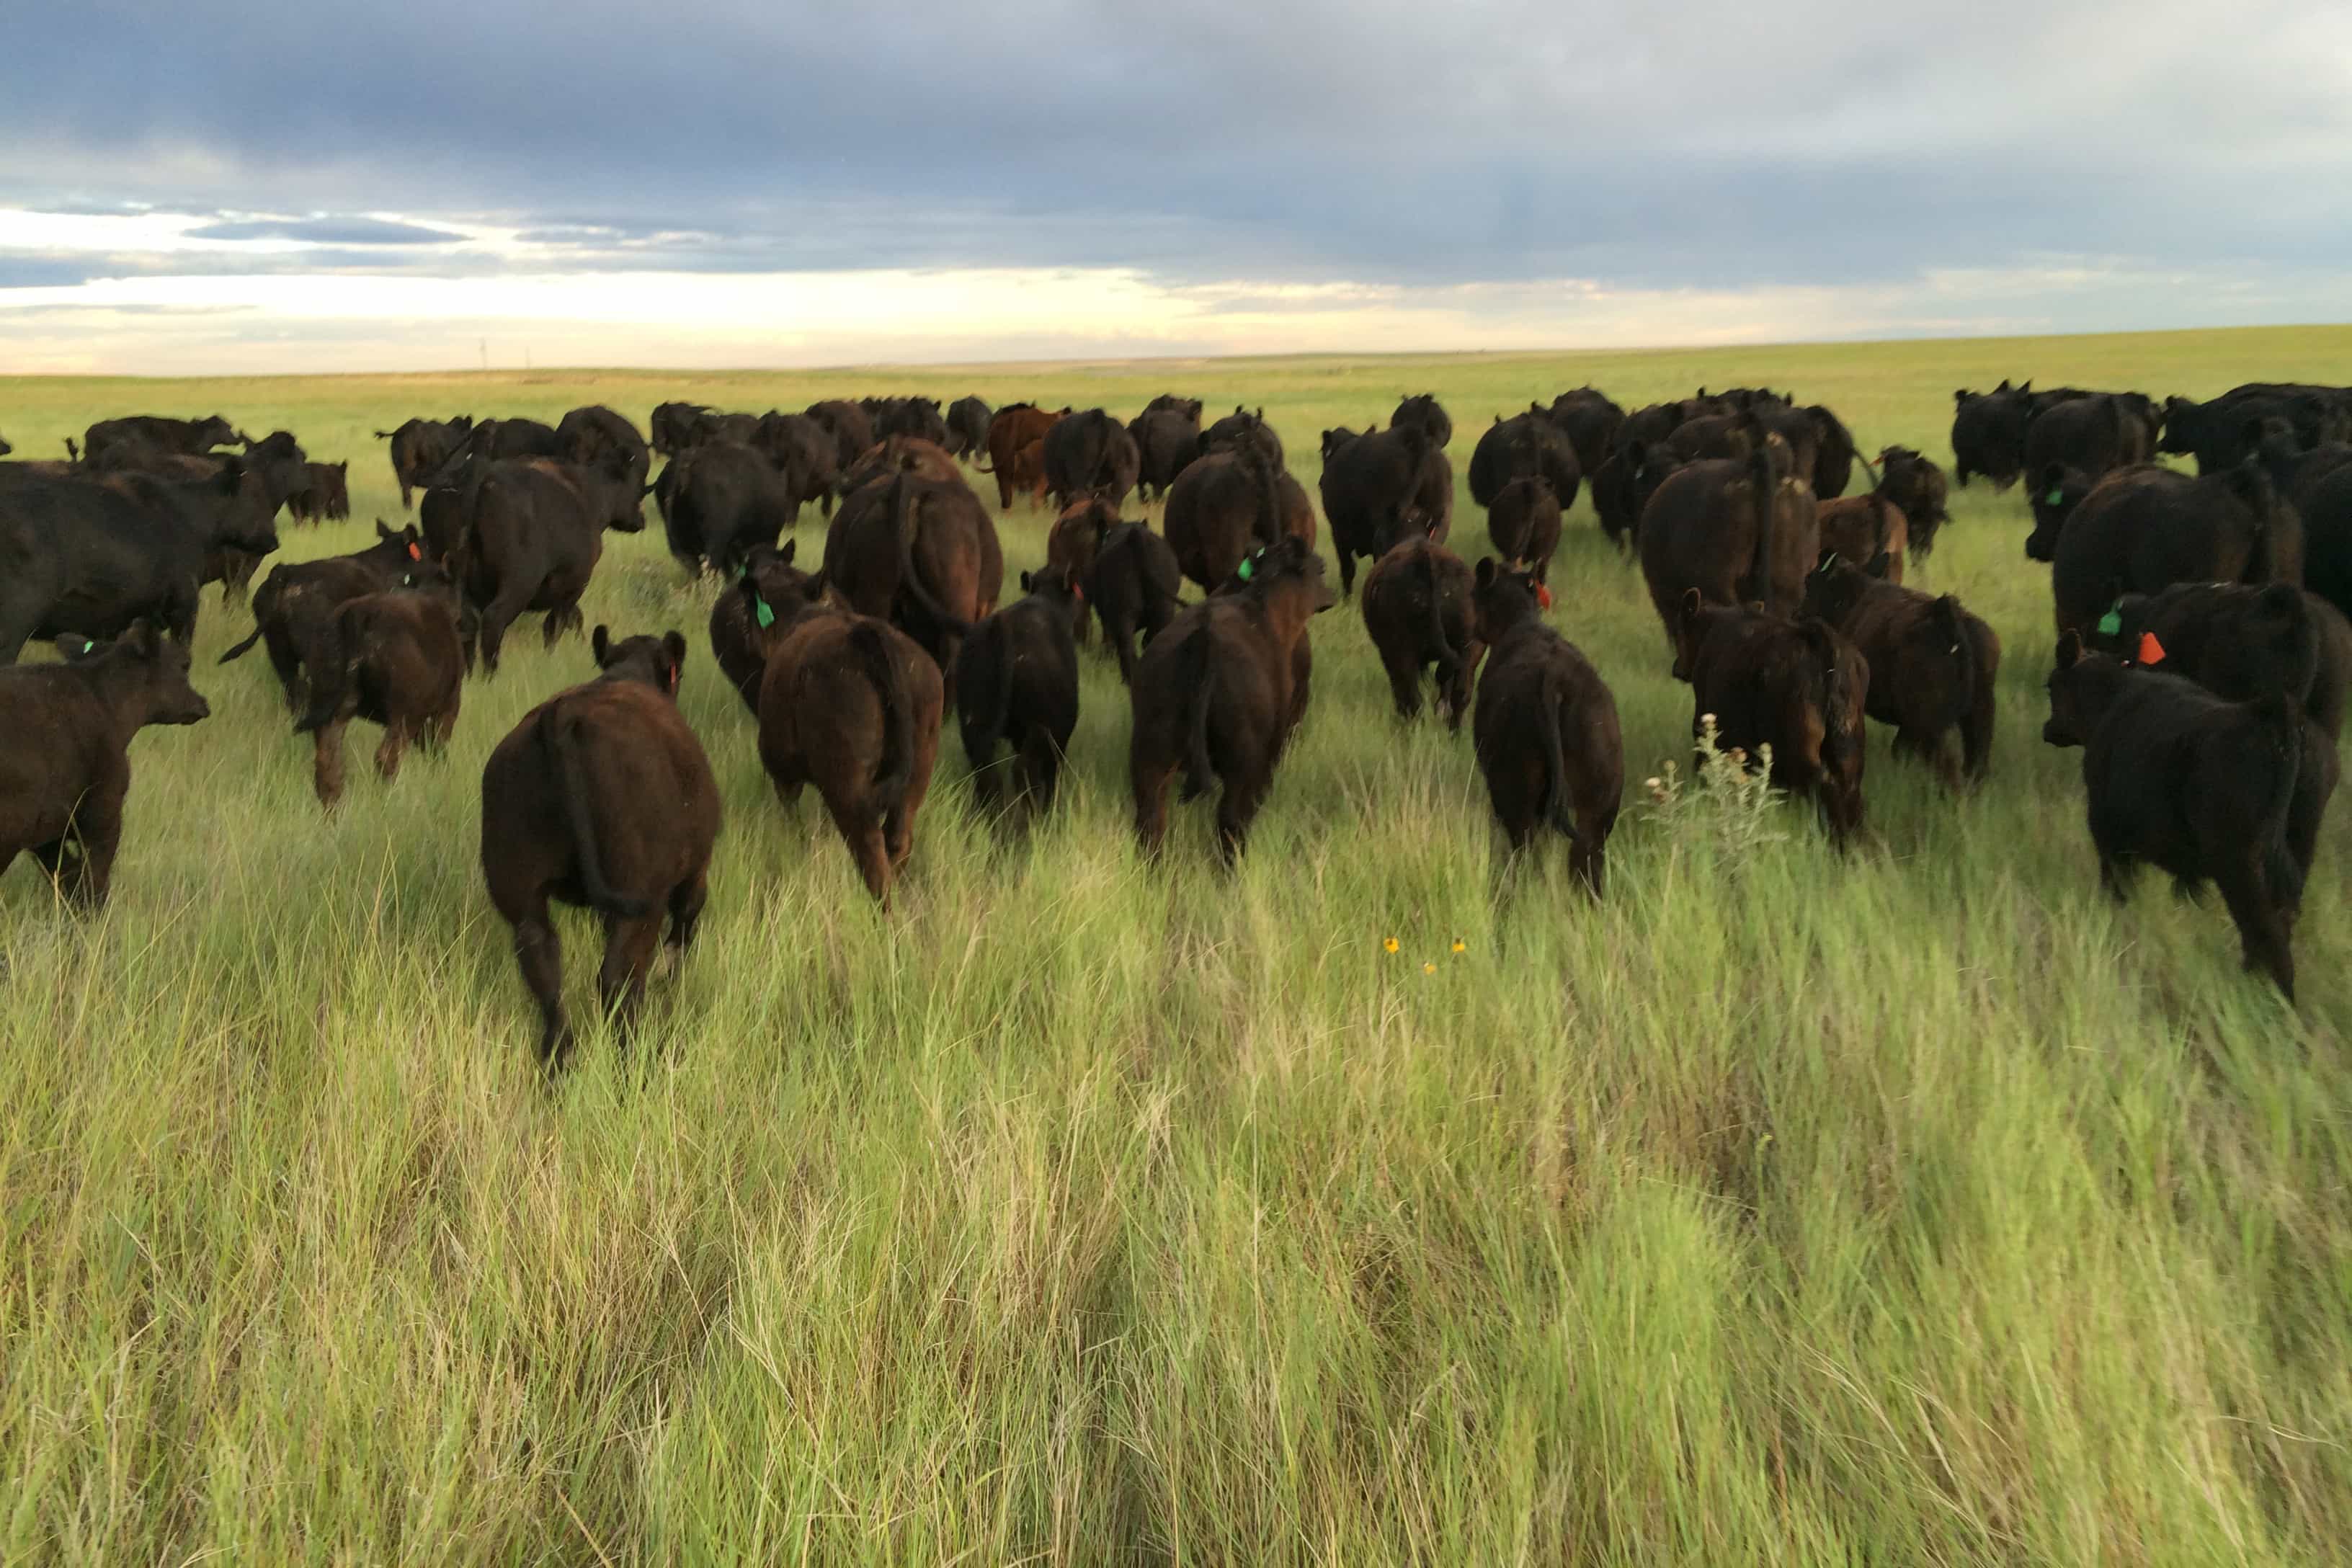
[4,0,2349,293]
[181,216,464,245]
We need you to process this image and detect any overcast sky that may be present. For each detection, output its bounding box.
[4,0,2348,373]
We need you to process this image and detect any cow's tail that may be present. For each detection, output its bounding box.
[291,606,356,735]
[1802,618,1863,775]
[538,707,651,917]
[1245,442,1281,548]
[850,621,915,816]
[218,603,269,665]
[891,471,973,634]
[1742,445,1778,605]
[1536,665,1581,844]
[2232,458,2283,584]
[2249,690,2307,907]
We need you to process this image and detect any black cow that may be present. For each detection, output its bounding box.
[1639,445,1818,640]
[376,415,475,508]
[1320,422,1444,595]
[2095,581,2351,743]
[1949,383,2034,489]
[658,442,798,576]
[0,622,212,908]
[451,458,646,672]
[1485,475,1562,583]
[754,411,842,519]
[1590,440,1683,548]
[953,566,1082,821]
[1546,389,1626,476]
[83,414,239,466]
[2042,633,2333,999]
[1802,555,2000,788]
[2163,387,2352,474]
[1201,406,1284,468]
[944,396,993,462]
[1361,536,1481,728]
[218,521,437,710]
[1468,560,1621,890]
[806,401,876,472]
[558,406,651,511]
[1469,407,1580,510]
[1391,393,1452,447]
[2048,460,2299,637]
[1874,447,1951,558]
[1042,409,1140,509]
[2296,461,2352,625]
[649,401,707,456]
[2022,395,2132,496]
[1084,521,1185,685]
[0,461,277,662]
[1672,593,1869,847]
[1131,401,1204,501]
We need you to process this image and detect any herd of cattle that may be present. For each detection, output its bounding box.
[2,372,2349,1060]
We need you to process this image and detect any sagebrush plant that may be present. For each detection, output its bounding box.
[3,326,2351,1564]
[1639,711,1791,863]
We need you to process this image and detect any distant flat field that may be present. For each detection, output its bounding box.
[4,324,2351,1562]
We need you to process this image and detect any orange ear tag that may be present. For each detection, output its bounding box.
[2137,631,2166,667]
[1536,584,1554,610]
[406,542,422,560]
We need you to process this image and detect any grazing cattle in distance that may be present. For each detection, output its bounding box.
[1486,474,1562,584]
[823,463,1004,690]
[1802,554,2000,788]
[1042,408,1141,510]
[480,627,720,1067]
[944,396,992,462]
[1469,560,1621,891]
[658,442,798,576]
[1129,533,1335,862]
[218,521,437,710]
[2042,632,2333,999]
[1672,592,1869,847]
[1874,447,1951,558]
[2047,459,2299,638]
[0,458,279,662]
[979,404,1066,510]
[1546,388,1626,476]
[83,414,241,467]
[377,415,475,509]
[1322,420,1445,596]
[2095,581,2352,742]
[0,622,211,909]
[1469,407,1580,512]
[953,566,1083,821]
[709,540,829,716]
[451,456,646,672]
[757,606,944,906]
[1201,406,1285,468]
[1131,398,1203,500]
[1639,445,1819,642]
[1164,445,1317,592]
[1590,439,1682,548]
[1950,383,2034,489]
[1084,520,1185,685]
[293,569,466,808]
[1361,535,1482,728]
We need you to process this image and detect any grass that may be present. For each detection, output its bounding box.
[4,323,2351,1563]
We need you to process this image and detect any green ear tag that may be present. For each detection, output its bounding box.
[2044,487,2064,506]
[1236,558,1255,582]
[2096,608,2121,637]
[401,574,414,587]
[754,597,775,629]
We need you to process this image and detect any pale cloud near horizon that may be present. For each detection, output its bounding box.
[4,0,2349,373]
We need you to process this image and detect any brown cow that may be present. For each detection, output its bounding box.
[1361,536,1482,728]
[293,574,466,808]
[1130,533,1335,861]
[708,540,832,716]
[1047,496,1121,641]
[842,435,961,494]
[1469,560,1622,892]
[979,404,1066,509]
[1164,447,1317,592]
[1802,554,1999,789]
[1639,444,1818,646]
[757,609,944,906]
[479,628,721,1068]
[0,622,210,909]
[218,521,433,711]
[822,465,1004,692]
[1672,591,1869,847]
[1814,493,1909,582]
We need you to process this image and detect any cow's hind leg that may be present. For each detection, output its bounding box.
[829,796,894,906]
[511,904,569,1070]
[667,868,710,956]
[313,718,350,807]
[2217,854,2295,999]
[597,913,666,1048]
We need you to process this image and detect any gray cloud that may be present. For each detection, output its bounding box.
[181,215,464,245]
[1,0,2349,305]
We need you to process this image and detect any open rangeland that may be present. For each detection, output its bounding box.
[5,325,2352,1563]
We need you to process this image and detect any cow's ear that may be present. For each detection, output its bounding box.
[592,625,612,666]
[780,538,796,566]
[662,631,688,670]
[1474,558,1497,587]
[377,519,394,541]
[2057,629,2082,669]
[1681,588,1703,620]
[1020,570,1035,593]
[1866,550,1892,579]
